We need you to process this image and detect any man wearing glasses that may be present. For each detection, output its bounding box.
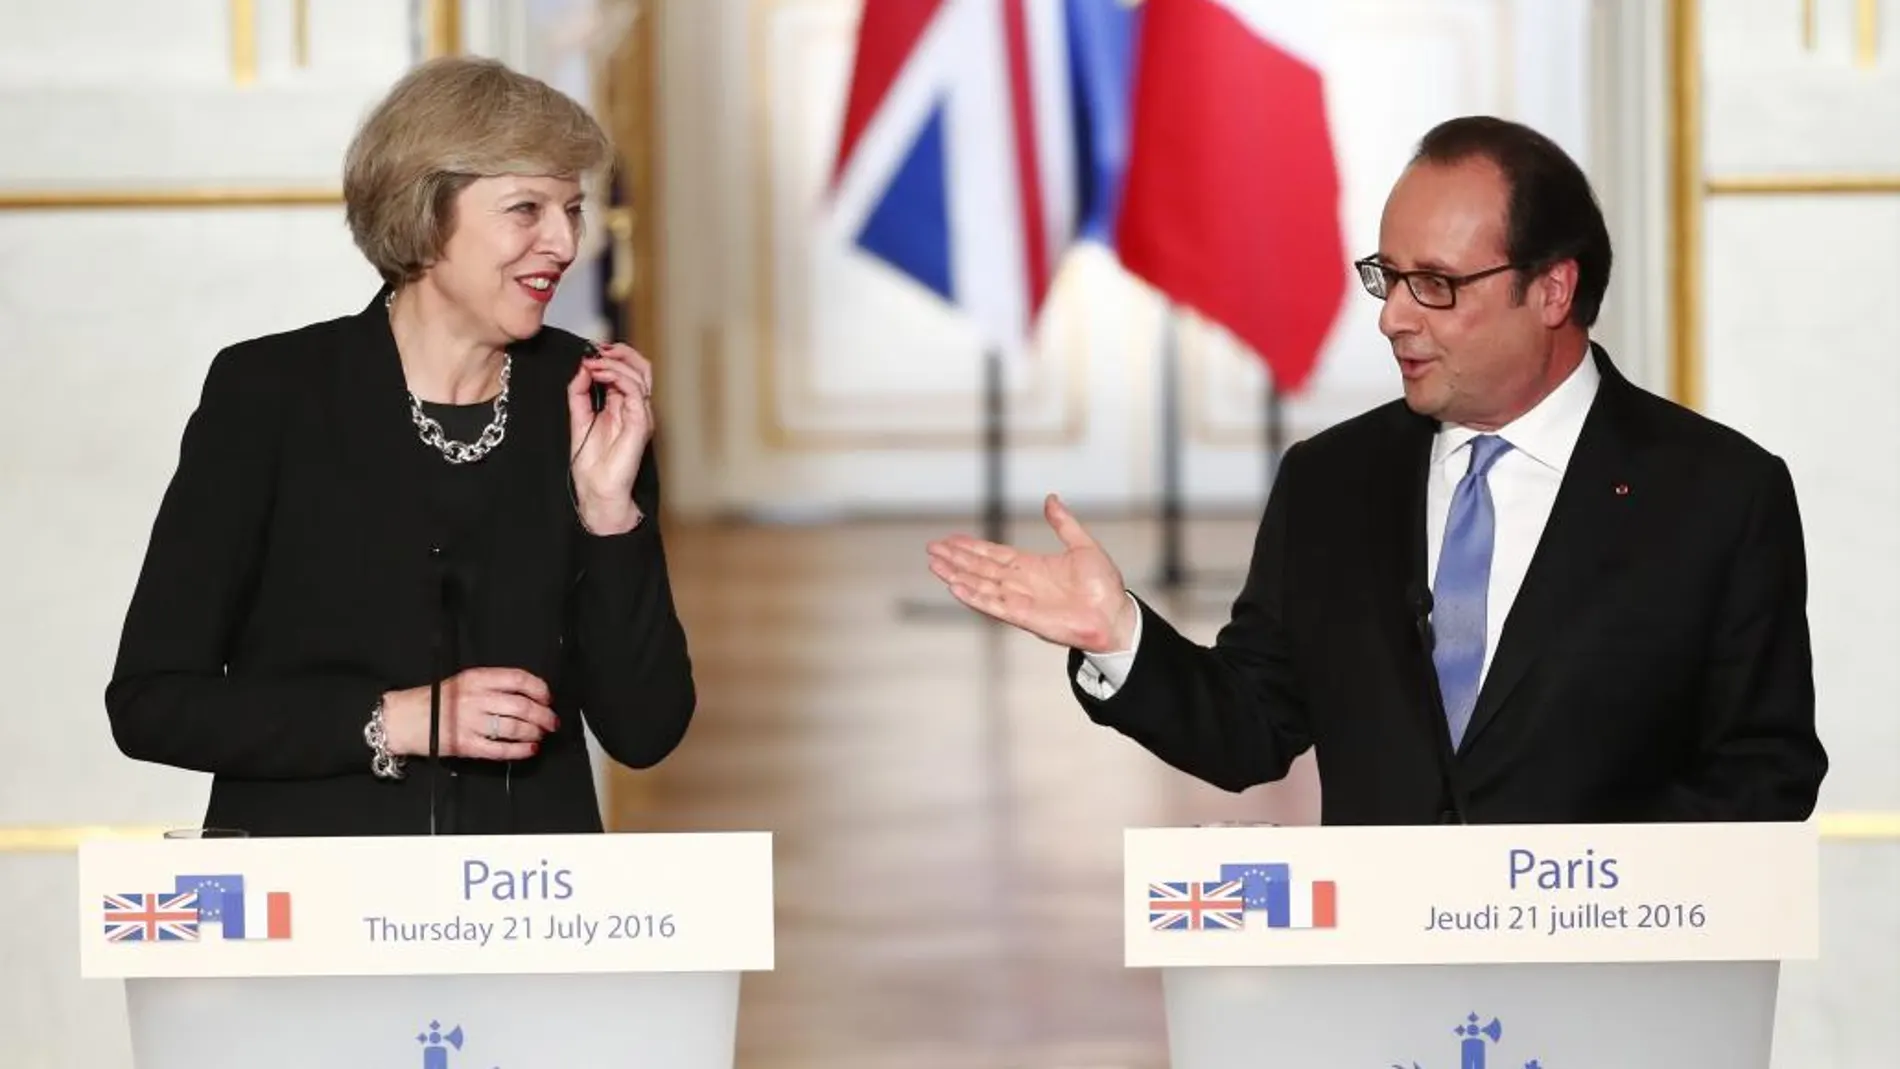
[926,115,1825,825]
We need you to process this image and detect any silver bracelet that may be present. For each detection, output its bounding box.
[574,502,645,537]
[364,696,406,780]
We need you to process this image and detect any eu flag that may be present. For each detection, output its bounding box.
[1219,862,1292,927]
[174,874,247,939]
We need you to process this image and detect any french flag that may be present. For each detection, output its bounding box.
[1220,862,1339,930]
[826,0,1134,355]
[830,0,1345,391]
[1112,0,1347,394]
[173,874,292,941]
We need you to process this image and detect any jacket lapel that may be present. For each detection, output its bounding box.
[331,286,444,548]
[1368,405,1444,741]
[1385,407,1435,616]
[1456,349,1644,754]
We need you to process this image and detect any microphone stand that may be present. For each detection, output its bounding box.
[428,647,443,835]
[427,548,454,836]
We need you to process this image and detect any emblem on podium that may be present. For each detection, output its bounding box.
[416,1020,499,1068]
[1391,1013,1543,1069]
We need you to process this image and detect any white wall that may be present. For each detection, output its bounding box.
[0,7,401,1061]
[1698,0,1900,820]
[1693,3,1900,1062]
[0,0,404,828]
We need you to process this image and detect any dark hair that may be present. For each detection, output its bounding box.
[1413,115,1612,328]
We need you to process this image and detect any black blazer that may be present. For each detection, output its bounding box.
[1071,347,1826,824]
[106,290,695,836]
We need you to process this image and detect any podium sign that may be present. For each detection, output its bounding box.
[1125,821,1818,1069]
[78,832,773,1068]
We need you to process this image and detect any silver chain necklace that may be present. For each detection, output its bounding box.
[388,291,510,464]
[406,358,510,464]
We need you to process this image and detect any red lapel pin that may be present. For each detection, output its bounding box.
[1613,483,1630,496]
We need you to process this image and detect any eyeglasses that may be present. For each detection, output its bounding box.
[1353,256,1521,310]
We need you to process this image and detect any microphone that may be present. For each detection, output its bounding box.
[1408,584,1434,651]
[1406,581,1467,825]
[586,343,607,413]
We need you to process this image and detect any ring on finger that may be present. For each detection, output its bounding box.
[488,713,500,740]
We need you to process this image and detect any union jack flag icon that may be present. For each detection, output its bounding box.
[1148,880,1245,931]
[103,891,201,942]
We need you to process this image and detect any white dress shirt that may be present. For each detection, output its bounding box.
[1076,354,1601,699]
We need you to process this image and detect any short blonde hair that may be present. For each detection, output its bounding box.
[343,56,614,284]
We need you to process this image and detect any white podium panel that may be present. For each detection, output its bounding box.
[79,832,773,1068]
[124,970,740,1067]
[1126,822,1819,1069]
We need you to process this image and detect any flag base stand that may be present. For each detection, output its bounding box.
[895,594,1009,621]
[898,344,1010,623]
[1142,307,1285,617]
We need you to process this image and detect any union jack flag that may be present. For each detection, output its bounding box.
[1148,879,1244,931]
[103,891,201,942]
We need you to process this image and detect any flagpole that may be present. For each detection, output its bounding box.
[1264,373,1285,490]
[898,341,1010,620]
[1155,306,1186,588]
[1147,303,1246,601]
[982,343,1006,547]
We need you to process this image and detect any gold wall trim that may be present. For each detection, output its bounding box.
[599,0,659,359]
[4,813,1897,852]
[0,188,342,211]
[1857,0,1881,68]
[294,0,311,67]
[597,0,664,825]
[1799,0,1881,66]
[425,0,463,58]
[1668,0,1703,411]
[231,0,258,85]
[1707,173,1900,195]
[1820,811,1900,840]
[0,826,176,853]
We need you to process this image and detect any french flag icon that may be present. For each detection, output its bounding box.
[173,875,292,940]
[1219,862,1337,929]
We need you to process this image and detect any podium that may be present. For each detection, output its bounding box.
[77,831,773,1068]
[1125,821,1819,1069]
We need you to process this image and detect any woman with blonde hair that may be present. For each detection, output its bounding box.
[106,56,694,836]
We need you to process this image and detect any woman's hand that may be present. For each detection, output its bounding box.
[381,668,557,761]
[566,341,653,535]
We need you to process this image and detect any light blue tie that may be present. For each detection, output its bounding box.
[1432,434,1513,749]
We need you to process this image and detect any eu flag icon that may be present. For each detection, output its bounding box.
[1219,862,1336,929]
[174,874,246,939]
[1219,863,1291,925]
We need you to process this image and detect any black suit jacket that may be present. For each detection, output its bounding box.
[106,290,695,836]
[1071,347,1825,824]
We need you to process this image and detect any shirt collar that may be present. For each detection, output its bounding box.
[1432,349,1600,474]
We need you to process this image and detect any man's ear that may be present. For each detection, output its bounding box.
[1536,259,1578,328]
